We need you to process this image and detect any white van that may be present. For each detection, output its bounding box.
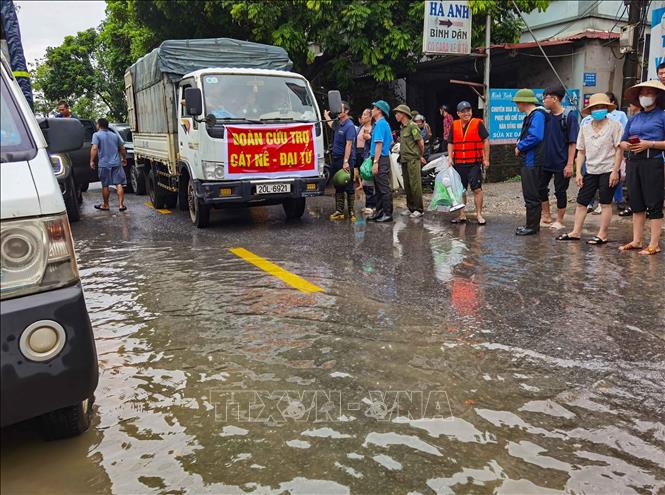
[0,54,98,439]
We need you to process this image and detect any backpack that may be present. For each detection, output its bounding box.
[559,108,579,139]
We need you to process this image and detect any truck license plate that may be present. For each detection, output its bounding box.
[256,183,291,195]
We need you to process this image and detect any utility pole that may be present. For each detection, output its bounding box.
[622,0,645,99]
[483,13,491,125]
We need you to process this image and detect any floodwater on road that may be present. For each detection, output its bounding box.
[2,189,664,494]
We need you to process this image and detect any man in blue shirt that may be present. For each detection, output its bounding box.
[540,86,579,229]
[90,118,128,211]
[514,89,548,235]
[325,101,356,221]
[368,100,394,222]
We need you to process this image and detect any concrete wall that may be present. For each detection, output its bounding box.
[519,0,636,42]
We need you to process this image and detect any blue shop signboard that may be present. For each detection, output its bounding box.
[488,88,580,144]
[583,72,597,87]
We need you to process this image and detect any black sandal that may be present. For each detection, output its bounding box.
[587,236,608,245]
[94,204,109,211]
[556,233,580,241]
[451,218,467,224]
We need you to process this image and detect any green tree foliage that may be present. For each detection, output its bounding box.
[102,0,548,90]
[31,28,127,120]
[37,0,548,118]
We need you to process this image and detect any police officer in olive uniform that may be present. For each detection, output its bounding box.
[394,105,426,218]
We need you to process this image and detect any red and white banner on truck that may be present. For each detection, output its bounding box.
[223,123,320,178]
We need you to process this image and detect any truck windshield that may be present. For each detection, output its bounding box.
[202,74,317,123]
[1,77,36,163]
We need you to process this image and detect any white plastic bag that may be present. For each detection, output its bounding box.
[430,166,465,212]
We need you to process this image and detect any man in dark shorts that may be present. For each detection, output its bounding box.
[447,101,490,224]
[90,118,128,211]
[540,86,579,230]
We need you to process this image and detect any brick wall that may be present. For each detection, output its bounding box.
[488,144,521,182]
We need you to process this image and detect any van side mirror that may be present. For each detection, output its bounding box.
[184,87,203,116]
[328,90,342,116]
[38,118,84,153]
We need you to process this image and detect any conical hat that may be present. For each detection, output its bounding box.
[623,79,665,108]
[581,93,617,116]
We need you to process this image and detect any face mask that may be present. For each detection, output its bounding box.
[591,109,608,120]
[639,95,655,108]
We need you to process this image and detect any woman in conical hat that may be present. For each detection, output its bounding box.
[619,80,665,255]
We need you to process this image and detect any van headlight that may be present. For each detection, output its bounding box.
[49,154,68,177]
[1,214,79,300]
[202,161,225,180]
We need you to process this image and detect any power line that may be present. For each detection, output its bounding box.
[542,0,603,41]
[511,0,576,107]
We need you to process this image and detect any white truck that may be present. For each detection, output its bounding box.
[125,38,329,227]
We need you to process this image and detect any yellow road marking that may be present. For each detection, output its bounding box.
[144,201,172,214]
[230,247,323,294]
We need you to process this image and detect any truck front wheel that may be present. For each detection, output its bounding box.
[188,180,210,228]
[283,198,306,220]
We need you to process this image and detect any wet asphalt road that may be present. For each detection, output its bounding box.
[2,184,665,495]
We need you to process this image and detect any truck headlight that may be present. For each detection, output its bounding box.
[1,214,79,300]
[202,161,225,180]
[49,154,67,177]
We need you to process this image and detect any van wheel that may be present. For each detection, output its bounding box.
[65,175,81,222]
[40,396,94,440]
[147,168,167,209]
[283,198,306,220]
[130,165,146,195]
[188,180,210,228]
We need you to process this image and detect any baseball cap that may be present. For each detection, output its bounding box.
[457,101,472,111]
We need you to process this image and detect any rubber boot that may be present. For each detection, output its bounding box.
[516,207,541,236]
[329,192,346,220]
[346,192,356,221]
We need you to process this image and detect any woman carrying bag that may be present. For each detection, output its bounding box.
[618,80,665,255]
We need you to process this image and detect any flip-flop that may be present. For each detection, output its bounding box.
[638,246,661,255]
[477,219,487,225]
[94,204,109,211]
[619,242,643,251]
[556,233,580,241]
[451,218,467,224]
[587,236,608,245]
[119,206,127,212]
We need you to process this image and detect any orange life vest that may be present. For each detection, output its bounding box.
[451,118,484,165]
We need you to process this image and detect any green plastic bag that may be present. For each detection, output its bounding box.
[360,157,373,181]
[430,178,452,210]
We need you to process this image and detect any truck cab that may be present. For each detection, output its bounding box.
[125,38,327,228]
[177,68,326,226]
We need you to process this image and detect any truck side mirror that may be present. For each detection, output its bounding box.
[184,87,203,116]
[38,118,84,153]
[328,90,342,115]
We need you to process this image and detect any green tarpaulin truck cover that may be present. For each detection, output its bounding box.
[129,38,293,91]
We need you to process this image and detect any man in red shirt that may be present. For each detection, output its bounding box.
[440,104,453,148]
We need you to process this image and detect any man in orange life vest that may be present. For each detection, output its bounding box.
[447,101,490,224]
